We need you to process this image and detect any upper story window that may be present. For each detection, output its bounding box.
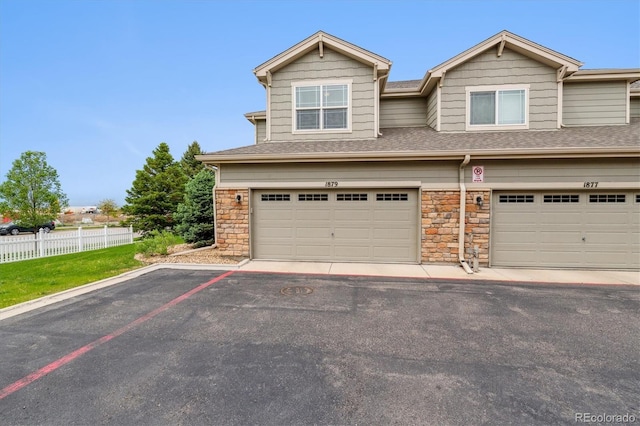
[292,80,351,133]
[465,84,529,131]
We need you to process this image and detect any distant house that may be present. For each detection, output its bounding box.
[198,30,640,270]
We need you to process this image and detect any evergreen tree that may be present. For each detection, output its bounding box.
[174,168,215,245]
[180,141,205,179]
[0,151,68,231]
[123,143,187,234]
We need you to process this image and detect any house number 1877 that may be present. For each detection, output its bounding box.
[583,182,599,188]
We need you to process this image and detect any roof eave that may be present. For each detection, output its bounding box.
[198,147,640,165]
[565,69,640,83]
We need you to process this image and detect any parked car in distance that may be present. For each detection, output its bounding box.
[0,221,56,235]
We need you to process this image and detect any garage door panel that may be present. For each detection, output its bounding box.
[492,191,638,269]
[260,209,293,220]
[335,228,371,240]
[296,227,331,238]
[253,189,417,263]
[295,209,331,220]
[259,228,295,238]
[540,212,582,225]
[373,228,412,239]
[374,210,412,221]
[334,209,371,221]
[539,231,582,243]
[586,212,628,225]
[492,230,537,243]
[260,243,294,257]
[373,246,413,261]
[585,231,630,244]
[334,246,371,259]
[493,250,538,265]
[538,248,583,261]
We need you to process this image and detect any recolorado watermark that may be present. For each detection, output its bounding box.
[575,412,637,423]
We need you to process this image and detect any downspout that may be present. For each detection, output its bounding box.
[458,155,473,274]
[377,70,390,136]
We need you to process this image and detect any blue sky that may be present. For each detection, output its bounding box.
[1,0,639,206]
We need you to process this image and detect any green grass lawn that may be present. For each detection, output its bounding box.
[0,244,144,309]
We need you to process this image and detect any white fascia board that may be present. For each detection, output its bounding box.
[244,112,267,123]
[198,147,640,165]
[254,31,391,79]
[565,69,640,82]
[428,31,582,79]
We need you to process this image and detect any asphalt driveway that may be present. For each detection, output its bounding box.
[1,269,638,425]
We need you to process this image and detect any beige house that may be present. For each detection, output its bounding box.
[198,30,640,271]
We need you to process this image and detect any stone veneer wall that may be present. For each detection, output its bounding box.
[215,188,250,257]
[463,190,491,265]
[421,190,490,265]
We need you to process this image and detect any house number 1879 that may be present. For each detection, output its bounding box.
[325,181,339,187]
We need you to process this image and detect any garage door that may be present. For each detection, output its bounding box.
[492,191,640,269]
[252,189,419,262]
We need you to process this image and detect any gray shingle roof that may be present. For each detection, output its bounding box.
[385,80,422,90]
[203,120,640,161]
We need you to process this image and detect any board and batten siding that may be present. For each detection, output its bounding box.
[563,81,628,126]
[379,98,428,128]
[465,158,640,185]
[631,97,640,118]
[221,161,458,185]
[440,48,558,132]
[268,47,376,142]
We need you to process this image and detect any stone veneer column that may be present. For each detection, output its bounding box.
[421,191,460,263]
[215,189,249,257]
[464,190,491,266]
[421,189,491,266]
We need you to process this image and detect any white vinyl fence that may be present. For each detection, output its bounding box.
[0,226,134,263]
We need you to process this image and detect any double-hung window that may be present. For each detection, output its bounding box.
[465,84,529,131]
[293,81,351,132]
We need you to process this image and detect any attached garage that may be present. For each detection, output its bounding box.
[251,189,419,263]
[491,191,640,269]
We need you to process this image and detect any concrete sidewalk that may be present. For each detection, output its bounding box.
[239,260,640,285]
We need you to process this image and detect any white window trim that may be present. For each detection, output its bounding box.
[465,84,530,131]
[291,79,352,134]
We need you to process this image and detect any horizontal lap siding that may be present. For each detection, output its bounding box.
[256,121,266,144]
[465,158,640,184]
[631,97,640,118]
[379,98,428,128]
[426,90,437,129]
[222,161,458,185]
[269,47,375,141]
[563,82,628,125]
[440,48,557,132]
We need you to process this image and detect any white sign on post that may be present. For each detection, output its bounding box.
[472,166,484,183]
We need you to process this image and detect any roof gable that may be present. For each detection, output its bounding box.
[253,31,392,85]
[430,30,582,77]
[383,30,585,97]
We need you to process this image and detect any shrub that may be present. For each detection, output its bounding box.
[136,230,183,256]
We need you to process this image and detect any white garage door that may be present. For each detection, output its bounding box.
[252,189,419,263]
[492,191,640,269]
